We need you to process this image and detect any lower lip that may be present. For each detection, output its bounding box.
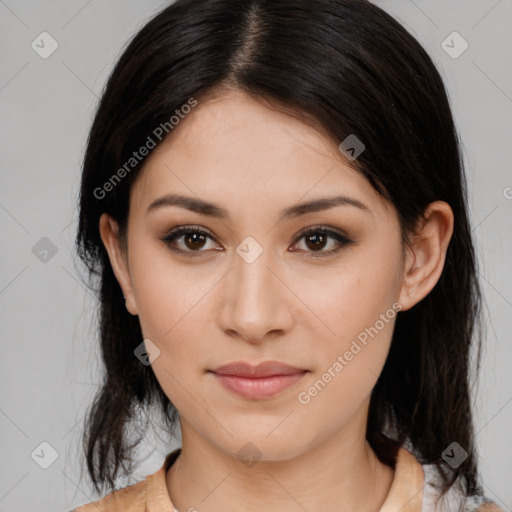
[211,371,307,399]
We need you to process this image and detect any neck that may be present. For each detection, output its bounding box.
[166,413,394,512]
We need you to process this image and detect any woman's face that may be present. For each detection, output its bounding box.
[103,89,412,461]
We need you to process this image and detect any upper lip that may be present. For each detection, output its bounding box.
[210,361,306,378]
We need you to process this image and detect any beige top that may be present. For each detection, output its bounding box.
[72,446,504,512]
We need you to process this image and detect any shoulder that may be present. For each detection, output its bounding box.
[473,503,506,512]
[421,462,505,512]
[69,448,181,512]
[71,478,147,512]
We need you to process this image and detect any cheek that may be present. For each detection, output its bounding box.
[305,251,401,343]
[124,251,201,408]
[131,256,212,411]
[294,269,398,435]
[128,237,202,335]
[295,240,402,400]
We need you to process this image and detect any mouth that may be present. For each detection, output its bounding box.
[208,360,308,400]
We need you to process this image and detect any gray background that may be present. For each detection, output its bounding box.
[0,0,511,510]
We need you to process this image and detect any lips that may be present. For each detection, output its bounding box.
[209,361,308,399]
[211,360,306,378]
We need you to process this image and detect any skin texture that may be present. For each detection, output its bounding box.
[99,89,454,512]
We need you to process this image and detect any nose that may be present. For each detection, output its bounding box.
[218,243,294,345]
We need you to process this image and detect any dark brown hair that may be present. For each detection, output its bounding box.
[75,0,485,502]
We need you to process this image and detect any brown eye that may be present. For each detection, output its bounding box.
[160,226,219,256]
[304,232,328,251]
[292,227,353,258]
[182,231,208,250]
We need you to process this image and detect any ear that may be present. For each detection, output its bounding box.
[98,213,138,316]
[398,201,454,312]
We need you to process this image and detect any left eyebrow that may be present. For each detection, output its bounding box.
[146,193,372,219]
[280,195,372,219]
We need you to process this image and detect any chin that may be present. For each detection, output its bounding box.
[214,427,311,464]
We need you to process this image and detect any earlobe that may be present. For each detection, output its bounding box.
[398,201,454,311]
[98,213,138,316]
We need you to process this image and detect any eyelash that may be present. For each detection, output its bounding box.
[159,225,353,259]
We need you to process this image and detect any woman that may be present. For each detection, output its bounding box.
[71,0,504,510]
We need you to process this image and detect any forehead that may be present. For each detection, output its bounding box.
[129,90,391,223]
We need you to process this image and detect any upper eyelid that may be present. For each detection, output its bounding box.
[165,224,347,238]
